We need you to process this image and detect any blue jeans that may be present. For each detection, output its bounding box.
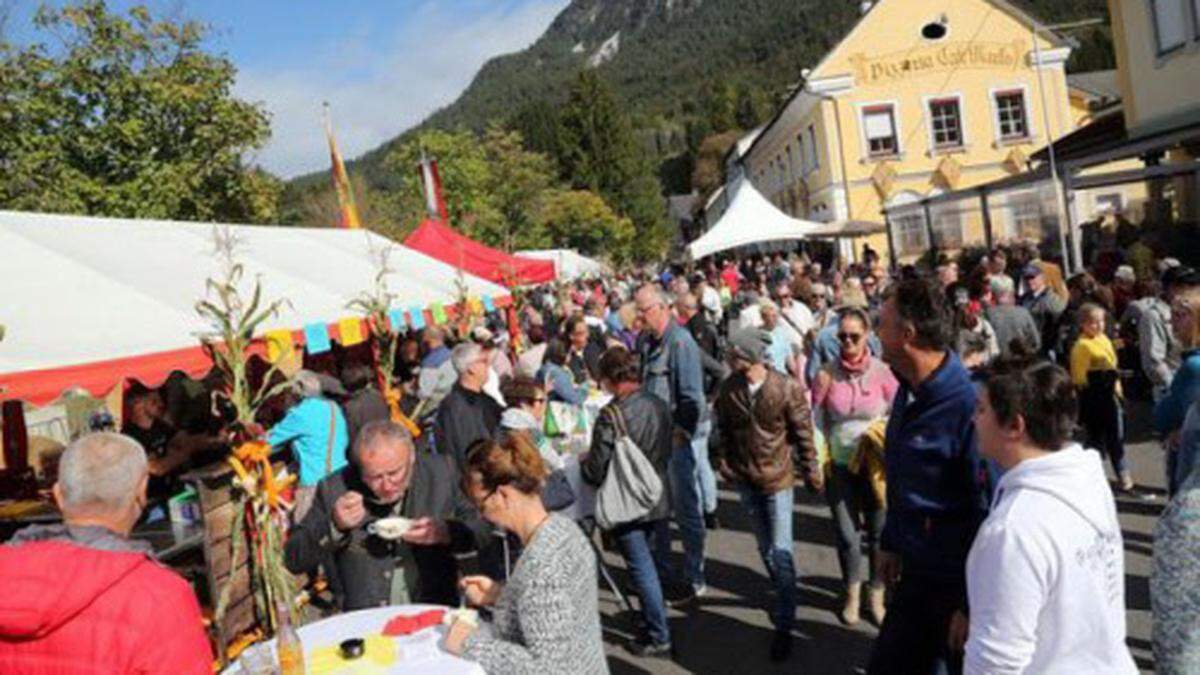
[656,443,707,590]
[692,418,718,515]
[736,484,796,631]
[612,520,671,645]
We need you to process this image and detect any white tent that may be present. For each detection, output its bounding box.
[688,177,825,260]
[0,210,508,404]
[515,249,608,280]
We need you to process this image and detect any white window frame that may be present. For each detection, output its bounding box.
[922,93,967,153]
[988,84,1038,145]
[807,124,820,172]
[1149,0,1188,56]
[857,100,903,161]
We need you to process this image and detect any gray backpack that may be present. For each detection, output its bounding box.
[595,406,664,530]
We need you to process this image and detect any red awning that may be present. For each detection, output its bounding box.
[403,219,556,286]
[3,345,217,407]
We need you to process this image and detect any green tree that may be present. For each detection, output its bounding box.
[508,100,566,170]
[735,83,767,130]
[559,70,668,260]
[0,1,279,222]
[381,127,560,251]
[533,189,635,262]
[701,81,737,133]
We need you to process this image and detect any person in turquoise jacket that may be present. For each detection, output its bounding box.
[269,370,349,519]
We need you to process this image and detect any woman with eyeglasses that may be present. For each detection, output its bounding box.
[811,307,899,627]
[444,436,608,674]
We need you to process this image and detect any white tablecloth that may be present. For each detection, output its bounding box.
[551,393,610,522]
[224,605,484,674]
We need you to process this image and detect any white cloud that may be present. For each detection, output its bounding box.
[234,0,569,178]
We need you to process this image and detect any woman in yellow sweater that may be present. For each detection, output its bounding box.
[1070,303,1133,491]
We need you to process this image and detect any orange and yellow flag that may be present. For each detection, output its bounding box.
[325,103,362,229]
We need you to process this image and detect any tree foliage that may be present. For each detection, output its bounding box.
[559,70,669,261]
[533,189,635,263]
[0,1,278,222]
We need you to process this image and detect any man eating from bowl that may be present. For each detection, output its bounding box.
[285,420,492,611]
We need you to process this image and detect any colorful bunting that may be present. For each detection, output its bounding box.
[388,309,406,332]
[430,303,448,325]
[407,307,426,330]
[265,329,295,363]
[483,295,496,313]
[338,317,365,346]
[304,322,332,354]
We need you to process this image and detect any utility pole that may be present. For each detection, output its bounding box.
[1030,17,1104,274]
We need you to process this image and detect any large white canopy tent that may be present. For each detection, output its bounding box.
[0,210,508,405]
[688,177,825,260]
[515,249,608,280]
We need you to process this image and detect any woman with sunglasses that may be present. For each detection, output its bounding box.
[811,307,899,626]
[445,436,607,674]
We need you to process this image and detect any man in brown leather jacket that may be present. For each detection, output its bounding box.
[713,327,821,662]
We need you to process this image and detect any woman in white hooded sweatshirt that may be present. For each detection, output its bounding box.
[966,359,1137,674]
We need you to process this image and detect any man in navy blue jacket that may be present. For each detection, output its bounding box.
[867,278,990,675]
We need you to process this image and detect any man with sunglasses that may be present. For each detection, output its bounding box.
[284,420,490,611]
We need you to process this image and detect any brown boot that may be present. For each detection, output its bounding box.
[839,582,862,625]
[868,583,887,626]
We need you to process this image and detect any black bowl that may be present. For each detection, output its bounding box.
[339,637,365,660]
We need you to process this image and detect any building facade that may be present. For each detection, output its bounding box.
[741,0,1078,263]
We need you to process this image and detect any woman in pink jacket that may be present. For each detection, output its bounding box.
[811,307,899,628]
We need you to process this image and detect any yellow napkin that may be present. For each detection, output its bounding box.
[308,634,396,674]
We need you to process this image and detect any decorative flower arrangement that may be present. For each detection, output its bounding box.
[196,227,297,634]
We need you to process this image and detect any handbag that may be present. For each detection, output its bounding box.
[595,406,664,530]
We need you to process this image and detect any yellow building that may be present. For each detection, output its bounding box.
[1103,0,1200,226]
[742,0,1076,264]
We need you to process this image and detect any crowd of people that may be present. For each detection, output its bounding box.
[4,237,1200,674]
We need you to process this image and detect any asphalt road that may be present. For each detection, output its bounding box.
[594,401,1165,674]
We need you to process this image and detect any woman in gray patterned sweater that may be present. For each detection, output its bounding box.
[444,435,609,674]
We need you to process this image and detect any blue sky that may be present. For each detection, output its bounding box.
[8,1,569,177]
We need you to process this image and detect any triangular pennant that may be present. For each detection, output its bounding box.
[304,322,332,354]
[483,295,496,313]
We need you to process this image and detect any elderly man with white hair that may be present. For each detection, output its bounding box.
[269,369,350,520]
[0,433,212,671]
[984,274,1041,358]
[433,342,503,467]
[284,420,491,610]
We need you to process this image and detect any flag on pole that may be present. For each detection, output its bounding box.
[324,103,362,229]
[418,150,449,223]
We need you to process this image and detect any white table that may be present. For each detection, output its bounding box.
[225,605,484,674]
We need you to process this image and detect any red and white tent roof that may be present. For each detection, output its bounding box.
[0,210,507,405]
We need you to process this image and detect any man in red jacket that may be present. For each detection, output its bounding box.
[0,432,212,673]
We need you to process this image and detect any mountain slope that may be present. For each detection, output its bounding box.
[286,0,1112,199]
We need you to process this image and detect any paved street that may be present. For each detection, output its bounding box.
[595,401,1165,674]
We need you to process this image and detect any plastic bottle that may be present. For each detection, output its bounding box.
[276,602,305,675]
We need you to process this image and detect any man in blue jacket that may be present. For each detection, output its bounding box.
[867,278,989,675]
[636,283,708,601]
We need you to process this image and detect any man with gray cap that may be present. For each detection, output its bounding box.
[713,327,821,662]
